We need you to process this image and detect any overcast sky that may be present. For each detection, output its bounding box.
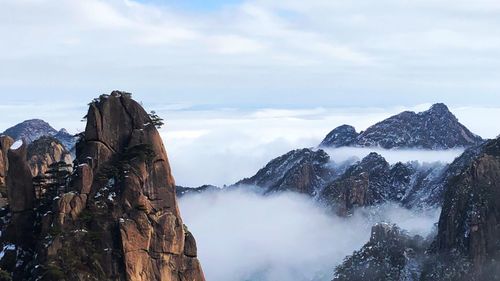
[1,0,500,108]
[2,0,500,186]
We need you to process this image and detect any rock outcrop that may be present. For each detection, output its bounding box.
[319,153,449,214]
[333,223,429,281]
[27,136,73,177]
[0,136,13,188]
[1,141,37,280]
[235,148,333,196]
[0,136,13,207]
[320,125,359,147]
[0,92,205,281]
[420,136,500,280]
[320,153,394,215]
[320,103,483,149]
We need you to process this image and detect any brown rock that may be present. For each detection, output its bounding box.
[27,136,73,177]
[46,92,205,281]
[72,163,93,194]
[0,135,14,187]
[55,192,88,225]
[7,141,35,213]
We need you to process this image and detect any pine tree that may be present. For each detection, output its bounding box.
[149,111,165,129]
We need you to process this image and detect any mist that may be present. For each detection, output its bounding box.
[179,189,440,281]
[323,147,464,165]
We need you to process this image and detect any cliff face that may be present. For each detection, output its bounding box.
[0,136,14,207]
[0,92,205,281]
[27,136,73,177]
[421,137,500,280]
[0,136,13,188]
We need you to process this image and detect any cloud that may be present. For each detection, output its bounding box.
[179,189,440,281]
[323,147,465,165]
[0,101,497,187]
[159,104,499,187]
[2,0,500,106]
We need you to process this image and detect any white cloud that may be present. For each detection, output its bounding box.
[323,147,465,165]
[159,104,498,187]
[179,190,439,281]
[0,102,497,187]
[3,0,500,104]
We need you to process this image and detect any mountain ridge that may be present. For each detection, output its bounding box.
[320,103,483,149]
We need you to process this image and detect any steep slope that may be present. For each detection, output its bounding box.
[421,136,500,281]
[2,119,76,151]
[320,125,359,147]
[235,148,333,196]
[0,92,205,281]
[402,144,484,208]
[320,103,483,149]
[319,153,449,214]
[0,136,13,188]
[319,153,393,215]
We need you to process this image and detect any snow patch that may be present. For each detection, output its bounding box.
[10,140,23,150]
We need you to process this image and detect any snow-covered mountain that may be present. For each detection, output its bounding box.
[235,148,334,195]
[320,103,483,149]
[2,119,76,151]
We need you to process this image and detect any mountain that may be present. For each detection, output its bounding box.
[333,136,500,281]
[2,119,76,151]
[235,148,334,196]
[0,92,205,281]
[320,103,483,149]
[319,153,448,215]
[176,185,220,197]
[333,223,430,281]
[421,136,500,280]
[27,136,73,177]
[320,125,359,147]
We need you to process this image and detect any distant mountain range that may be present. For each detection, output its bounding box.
[1,119,76,152]
[320,103,483,149]
[231,103,485,209]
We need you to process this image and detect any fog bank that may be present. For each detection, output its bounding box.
[323,147,464,165]
[179,189,439,281]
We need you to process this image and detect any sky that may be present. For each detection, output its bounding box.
[1,0,500,108]
[1,0,500,186]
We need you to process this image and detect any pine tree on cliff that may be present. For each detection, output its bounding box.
[148,110,164,129]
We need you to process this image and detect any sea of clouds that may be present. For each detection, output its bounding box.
[179,189,440,281]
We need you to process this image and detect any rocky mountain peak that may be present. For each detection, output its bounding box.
[320,103,483,149]
[0,92,205,281]
[426,103,452,115]
[2,119,76,152]
[360,152,387,167]
[320,124,359,147]
[235,148,333,195]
